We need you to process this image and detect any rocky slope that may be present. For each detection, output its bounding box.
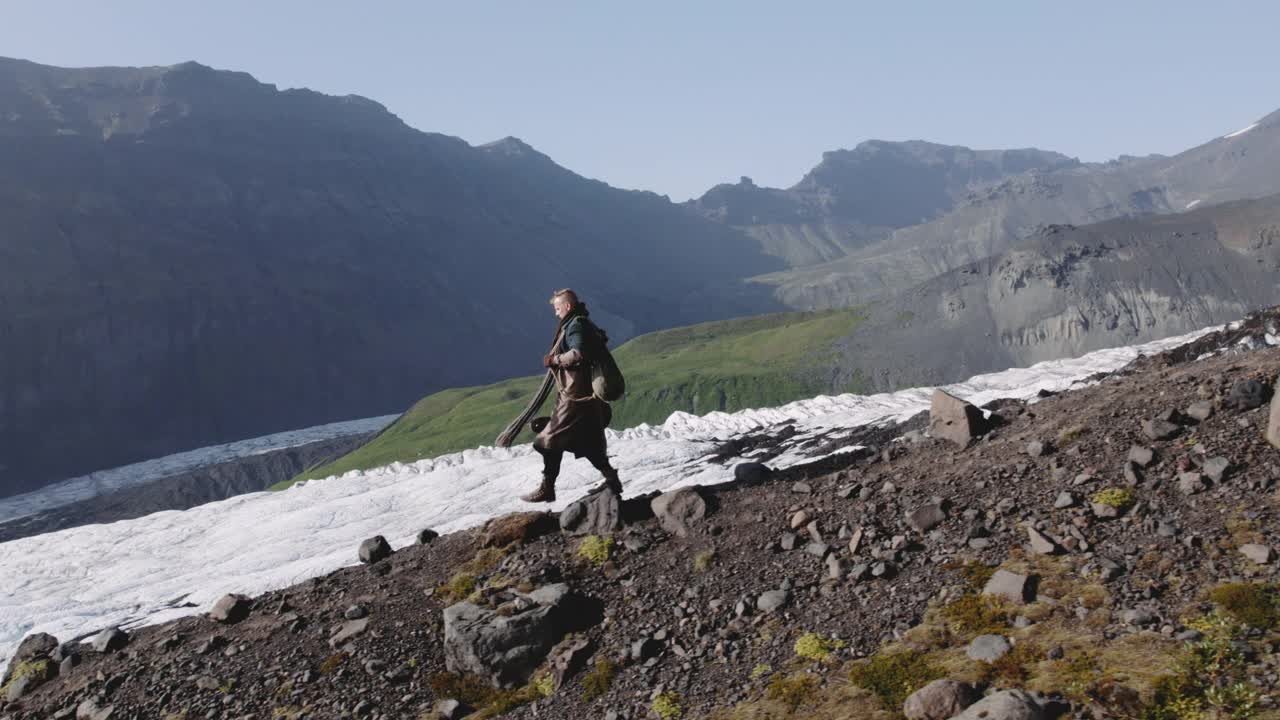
[0,432,372,544]
[0,57,784,496]
[734,109,1280,309]
[3,309,1278,720]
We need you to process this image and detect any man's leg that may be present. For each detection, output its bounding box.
[585,450,622,495]
[522,442,561,503]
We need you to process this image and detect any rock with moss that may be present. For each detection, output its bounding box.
[443,583,587,688]
[903,679,978,720]
[1,632,58,689]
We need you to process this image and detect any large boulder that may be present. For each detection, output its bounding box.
[929,390,988,447]
[1,632,59,687]
[1227,379,1268,410]
[1268,386,1280,450]
[903,679,979,719]
[480,512,558,548]
[358,535,392,564]
[91,627,129,654]
[560,489,622,536]
[443,583,582,688]
[651,487,707,537]
[950,690,1045,720]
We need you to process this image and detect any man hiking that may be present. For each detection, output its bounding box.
[495,288,623,503]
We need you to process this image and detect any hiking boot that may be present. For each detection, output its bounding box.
[590,470,623,497]
[520,475,557,503]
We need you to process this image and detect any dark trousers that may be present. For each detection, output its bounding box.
[534,444,615,480]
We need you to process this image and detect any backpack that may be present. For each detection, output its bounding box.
[585,321,625,402]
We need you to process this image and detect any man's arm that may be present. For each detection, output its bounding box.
[553,317,588,367]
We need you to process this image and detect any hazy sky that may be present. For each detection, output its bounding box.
[3,1,1276,200]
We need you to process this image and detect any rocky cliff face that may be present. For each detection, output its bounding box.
[747,111,1280,310]
[831,195,1280,391]
[0,58,784,496]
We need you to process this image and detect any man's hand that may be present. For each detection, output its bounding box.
[543,353,556,368]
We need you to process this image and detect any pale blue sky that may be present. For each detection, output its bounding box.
[3,1,1276,200]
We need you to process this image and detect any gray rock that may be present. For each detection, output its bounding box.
[950,690,1045,720]
[847,528,864,555]
[966,634,1012,662]
[1026,527,1058,555]
[1142,419,1180,441]
[779,532,798,551]
[805,542,830,558]
[826,554,845,580]
[849,563,871,580]
[434,699,468,720]
[1186,401,1214,422]
[1202,456,1230,483]
[756,590,791,613]
[358,535,392,564]
[907,504,947,532]
[1123,461,1143,485]
[1240,544,1273,564]
[1090,502,1120,519]
[791,481,812,494]
[1123,608,1158,626]
[76,699,115,720]
[788,510,811,530]
[91,627,129,654]
[1128,445,1155,467]
[1227,379,1267,410]
[903,679,978,719]
[1177,472,1207,495]
[344,605,368,620]
[443,583,579,688]
[1269,388,1280,450]
[417,528,440,545]
[560,488,622,536]
[929,390,987,447]
[1053,492,1077,509]
[210,594,252,624]
[983,570,1032,604]
[328,618,370,648]
[1026,441,1049,457]
[651,487,707,537]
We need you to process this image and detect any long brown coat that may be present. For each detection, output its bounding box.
[533,313,612,457]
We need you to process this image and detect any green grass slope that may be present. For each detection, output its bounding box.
[279,308,867,487]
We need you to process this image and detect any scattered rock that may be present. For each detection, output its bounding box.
[756,590,790,613]
[983,570,1033,604]
[344,605,368,620]
[847,528,864,555]
[907,504,947,533]
[76,699,115,720]
[950,689,1045,720]
[1177,472,1207,495]
[791,481,812,494]
[1227,379,1268,410]
[480,512,558,548]
[1091,502,1120,519]
[560,488,622,536]
[651,487,707,537]
[1026,441,1049,457]
[434,699,468,720]
[1128,445,1155,467]
[903,679,979,720]
[417,529,440,545]
[1202,456,1230,483]
[1240,544,1273,564]
[1186,401,1214,422]
[1142,419,1180,441]
[1053,491,1077,509]
[966,634,1013,662]
[91,628,129,654]
[1026,527,1058,555]
[358,536,392,564]
[789,510,811,530]
[1123,608,1158,626]
[929,390,988,447]
[547,636,592,690]
[210,594,252,624]
[328,618,370,649]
